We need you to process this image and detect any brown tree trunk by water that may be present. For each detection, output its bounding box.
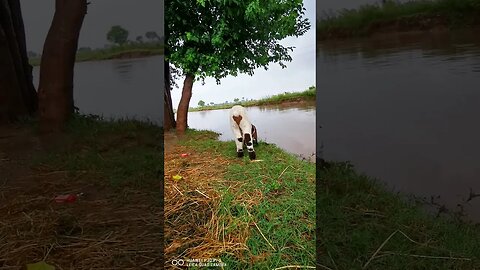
[164,61,176,130]
[0,0,37,124]
[38,0,87,133]
[175,74,194,134]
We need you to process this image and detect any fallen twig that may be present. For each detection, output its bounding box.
[195,189,210,199]
[379,251,472,261]
[277,165,291,181]
[244,205,276,251]
[172,184,184,196]
[363,230,399,269]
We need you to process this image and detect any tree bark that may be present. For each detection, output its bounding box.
[0,0,37,124]
[7,0,37,113]
[164,61,176,130]
[0,22,25,123]
[175,74,194,134]
[38,0,87,133]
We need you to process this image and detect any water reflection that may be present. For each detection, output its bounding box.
[318,30,480,74]
[257,101,315,112]
[188,103,316,162]
[318,29,480,222]
[32,56,164,125]
[112,60,134,83]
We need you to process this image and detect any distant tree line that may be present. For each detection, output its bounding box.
[197,97,250,107]
[107,25,163,46]
[26,26,164,60]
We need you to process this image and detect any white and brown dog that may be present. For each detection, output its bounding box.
[229,105,258,160]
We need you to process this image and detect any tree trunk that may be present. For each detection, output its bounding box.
[164,61,176,130]
[7,0,37,113]
[0,0,37,124]
[175,74,194,134]
[38,0,87,133]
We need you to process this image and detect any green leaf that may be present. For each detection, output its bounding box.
[166,0,310,81]
[185,32,199,42]
[26,261,55,270]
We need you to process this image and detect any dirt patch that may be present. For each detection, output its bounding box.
[0,125,162,269]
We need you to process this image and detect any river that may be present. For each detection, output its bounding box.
[318,29,480,222]
[32,56,164,125]
[187,103,316,162]
[31,55,315,161]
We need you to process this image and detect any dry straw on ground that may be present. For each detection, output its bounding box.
[1,162,162,269]
[164,133,265,266]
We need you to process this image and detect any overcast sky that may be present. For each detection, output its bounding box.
[171,0,316,108]
[21,0,163,53]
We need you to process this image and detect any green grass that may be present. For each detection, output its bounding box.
[29,42,164,66]
[32,114,163,188]
[177,130,480,268]
[189,86,316,112]
[179,129,316,269]
[319,162,480,269]
[23,116,480,268]
[317,0,480,40]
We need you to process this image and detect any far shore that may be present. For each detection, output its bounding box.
[317,0,480,41]
[29,44,163,66]
[188,86,316,112]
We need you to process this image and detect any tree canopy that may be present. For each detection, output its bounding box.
[107,25,129,45]
[145,31,160,41]
[166,0,310,81]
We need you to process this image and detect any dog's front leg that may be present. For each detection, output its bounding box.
[233,128,244,157]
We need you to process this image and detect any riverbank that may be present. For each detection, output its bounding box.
[189,86,316,112]
[317,0,480,41]
[0,116,163,268]
[164,129,315,268]
[29,43,164,66]
[319,161,480,269]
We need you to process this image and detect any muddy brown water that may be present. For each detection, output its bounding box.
[186,103,316,162]
[318,29,480,222]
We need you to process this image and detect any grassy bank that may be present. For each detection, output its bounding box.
[0,116,163,268]
[189,86,316,112]
[29,43,164,66]
[164,130,315,268]
[317,0,480,40]
[319,162,480,269]
[34,115,163,186]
